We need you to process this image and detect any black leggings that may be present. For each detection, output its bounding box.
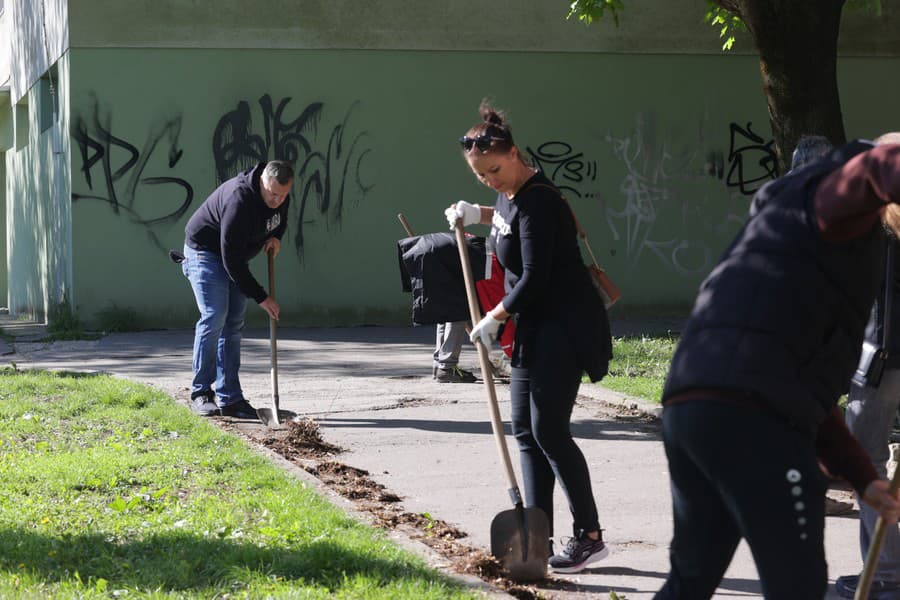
[509,321,600,537]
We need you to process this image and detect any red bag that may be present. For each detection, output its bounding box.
[475,254,515,358]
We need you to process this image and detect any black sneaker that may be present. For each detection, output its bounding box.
[191,392,219,417]
[835,574,900,599]
[219,399,258,420]
[549,530,609,574]
[434,366,477,383]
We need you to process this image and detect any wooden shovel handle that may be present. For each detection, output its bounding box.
[267,250,279,415]
[454,221,521,500]
[397,213,415,237]
[855,463,900,599]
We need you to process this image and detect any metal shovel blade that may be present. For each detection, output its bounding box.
[490,504,550,582]
[257,408,297,427]
[256,407,282,427]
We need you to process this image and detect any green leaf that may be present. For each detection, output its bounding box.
[567,0,623,27]
[108,496,127,512]
[703,1,745,52]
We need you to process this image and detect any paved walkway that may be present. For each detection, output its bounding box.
[2,321,865,599]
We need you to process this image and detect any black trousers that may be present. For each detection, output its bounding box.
[655,399,827,600]
[509,321,600,538]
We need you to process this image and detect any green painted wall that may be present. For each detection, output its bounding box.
[65,48,900,328]
[66,47,762,327]
[6,52,71,321]
[0,93,8,309]
[0,154,6,307]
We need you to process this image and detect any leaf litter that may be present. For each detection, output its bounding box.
[225,417,546,599]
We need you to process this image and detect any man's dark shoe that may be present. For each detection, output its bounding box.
[836,574,900,599]
[549,530,609,574]
[219,399,258,420]
[434,366,477,383]
[191,392,219,417]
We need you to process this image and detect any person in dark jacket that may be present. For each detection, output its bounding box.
[182,160,293,419]
[447,101,613,574]
[655,135,900,599]
[836,230,900,599]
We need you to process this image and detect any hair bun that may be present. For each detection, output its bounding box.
[479,99,506,127]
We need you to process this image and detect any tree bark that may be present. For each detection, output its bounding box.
[727,0,847,174]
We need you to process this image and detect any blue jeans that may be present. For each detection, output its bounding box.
[846,369,900,584]
[182,245,247,406]
[657,399,827,600]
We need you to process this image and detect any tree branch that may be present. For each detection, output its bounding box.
[713,0,743,16]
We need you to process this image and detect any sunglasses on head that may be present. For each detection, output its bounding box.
[459,134,507,153]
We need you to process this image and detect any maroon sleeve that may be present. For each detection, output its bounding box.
[814,144,900,242]
[815,406,879,494]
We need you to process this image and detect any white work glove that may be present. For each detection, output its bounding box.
[444,201,481,230]
[469,312,503,347]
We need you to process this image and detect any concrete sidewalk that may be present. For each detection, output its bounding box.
[4,324,863,599]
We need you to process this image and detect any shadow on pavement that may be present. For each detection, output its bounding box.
[319,416,661,442]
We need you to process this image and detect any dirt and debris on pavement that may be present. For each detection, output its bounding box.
[260,417,345,458]
[223,414,552,599]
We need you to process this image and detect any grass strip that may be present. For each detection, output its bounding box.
[0,368,479,599]
[600,333,679,403]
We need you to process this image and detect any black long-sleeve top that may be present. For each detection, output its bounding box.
[490,170,612,380]
[184,163,289,303]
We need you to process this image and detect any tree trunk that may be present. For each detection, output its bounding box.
[729,0,847,174]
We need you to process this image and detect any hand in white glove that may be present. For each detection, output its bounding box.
[469,312,503,347]
[444,201,481,230]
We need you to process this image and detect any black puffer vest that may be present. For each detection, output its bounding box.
[664,141,885,434]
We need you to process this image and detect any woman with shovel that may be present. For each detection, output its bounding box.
[446,101,613,574]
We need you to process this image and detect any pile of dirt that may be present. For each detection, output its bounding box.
[308,460,403,503]
[259,418,344,458]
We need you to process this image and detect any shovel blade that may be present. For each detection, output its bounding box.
[256,407,280,427]
[490,506,549,582]
[257,408,297,427]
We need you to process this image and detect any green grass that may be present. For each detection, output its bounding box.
[599,333,679,403]
[0,368,478,599]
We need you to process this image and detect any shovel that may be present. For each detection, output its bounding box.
[453,221,549,582]
[855,460,900,599]
[256,250,282,427]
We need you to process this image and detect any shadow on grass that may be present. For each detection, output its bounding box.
[1,368,104,379]
[0,528,443,592]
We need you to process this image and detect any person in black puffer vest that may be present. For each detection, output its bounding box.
[656,134,900,600]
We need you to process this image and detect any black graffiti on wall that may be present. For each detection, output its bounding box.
[526,141,599,199]
[71,99,194,250]
[212,94,373,259]
[724,122,777,195]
